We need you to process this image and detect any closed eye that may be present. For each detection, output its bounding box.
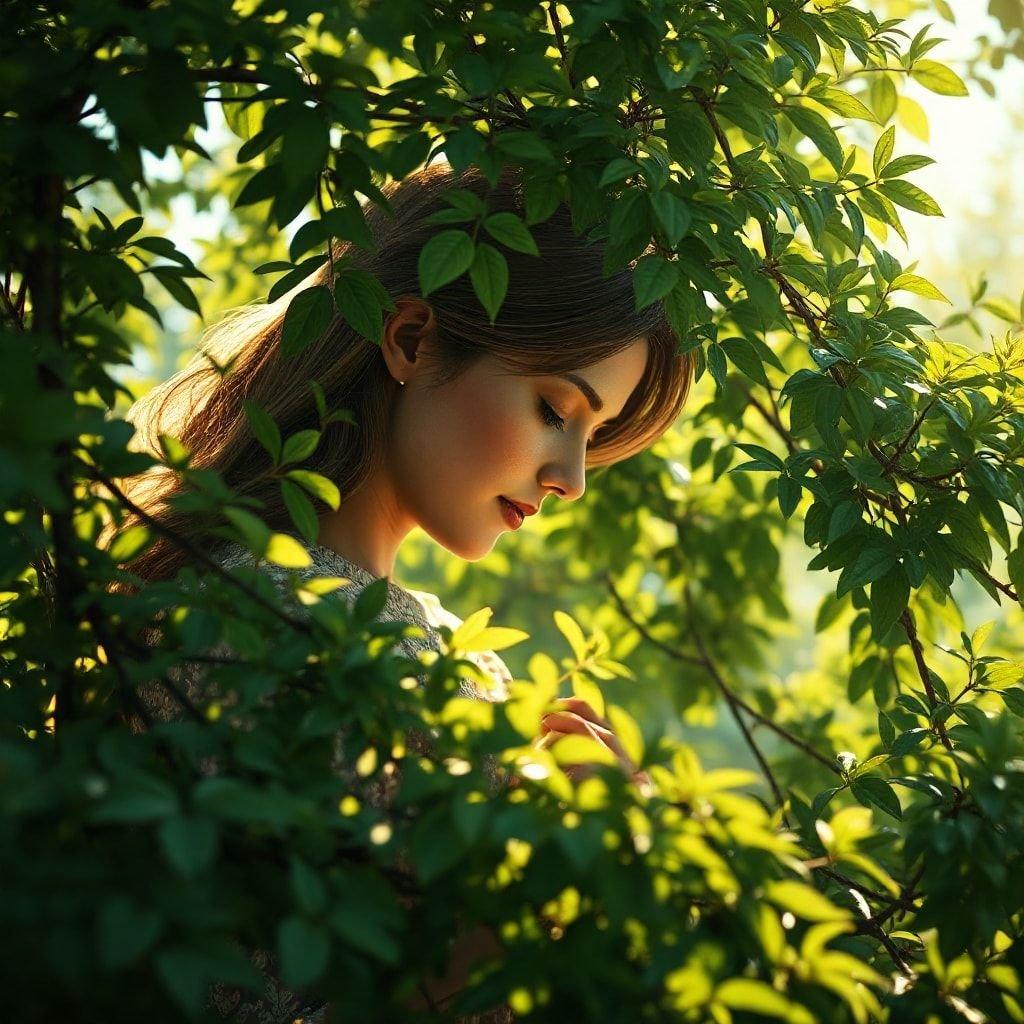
[539,397,600,447]
[538,397,565,431]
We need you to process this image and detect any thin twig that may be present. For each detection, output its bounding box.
[90,470,312,634]
[604,573,841,774]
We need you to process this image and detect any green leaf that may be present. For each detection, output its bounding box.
[281,429,320,465]
[281,106,329,186]
[352,577,389,624]
[244,399,282,463]
[290,857,328,916]
[91,769,180,823]
[280,286,334,359]
[108,524,154,562]
[598,157,639,188]
[734,442,785,472]
[838,546,898,596]
[870,564,910,639]
[469,242,509,323]
[650,191,692,246]
[890,273,950,303]
[720,336,769,386]
[483,212,539,256]
[99,897,164,970]
[891,728,928,756]
[159,816,219,878]
[418,230,474,296]
[715,979,814,1023]
[286,469,340,510]
[1008,545,1024,608]
[879,154,935,178]
[851,775,903,819]
[877,179,943,216]
[267,255,329,303]
[554,609,588,662]
[910,59,969,96]
[784,105,844,174]
[265,532,312,568]
[764,880,852,922]
[152,266,202,316]
[493,130,557,163]
[281,479,319,544]
[813,88,878,123]
[707,342,727,392]
[224,507,271,555]
[873,125,896,177]
[633,254,680,310]
[778,475,801,519]
[278,916,330,989]
[334,268,396,345]
[828,501,862,542]
[849,657,883,702]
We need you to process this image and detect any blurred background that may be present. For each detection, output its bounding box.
[98,0,1024,782]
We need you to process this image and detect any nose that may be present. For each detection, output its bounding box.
[538,450,587,504]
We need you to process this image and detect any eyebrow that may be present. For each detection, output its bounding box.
[556,372,604,413]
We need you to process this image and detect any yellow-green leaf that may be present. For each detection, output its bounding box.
[265,532,312,568]
[450,607,493,649]
[548,734,619,768]
[872,125,895,177]
[457,626,530,652]
[571,676,606,720]
[910,59,968,97]
[764,880,852,922]
[554,610,588,662]
[813,88,878,123]
[528,651,560,687]
[607,704,645,768]
[890,273,950,303]
[897,96,929,141]
[715,978,815,1023]
[108,524,154,563]
[970,620,994,654]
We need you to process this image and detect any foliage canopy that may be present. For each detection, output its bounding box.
[2,1,1024,1022]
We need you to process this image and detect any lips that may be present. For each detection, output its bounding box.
[500,497,537,516]
[498,496,528,529]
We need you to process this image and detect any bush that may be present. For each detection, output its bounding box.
[2,1,1024,1021]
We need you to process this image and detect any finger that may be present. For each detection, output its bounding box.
[541,712,633,767]
[550,697,612,730]
[540,711,611,745]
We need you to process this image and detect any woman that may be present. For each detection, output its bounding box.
[121,160,695,1021]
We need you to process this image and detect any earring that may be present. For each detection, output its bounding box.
[398,380,406,386]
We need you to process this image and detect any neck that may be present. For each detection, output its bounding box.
[315,466,412,579]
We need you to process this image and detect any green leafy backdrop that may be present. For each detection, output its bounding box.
[2,1,1024,1021]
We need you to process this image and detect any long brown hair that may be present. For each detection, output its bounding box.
[121,161,695,582]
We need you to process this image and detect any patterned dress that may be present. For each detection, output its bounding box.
[127,541,517,1024]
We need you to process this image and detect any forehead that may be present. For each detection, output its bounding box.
[561,337,649,413]
[474,336,649,412]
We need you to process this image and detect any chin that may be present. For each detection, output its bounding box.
[425,523,497,562]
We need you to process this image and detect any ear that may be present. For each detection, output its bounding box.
[380,296,438,385]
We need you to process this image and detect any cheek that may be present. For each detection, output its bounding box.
[448,387,537,485]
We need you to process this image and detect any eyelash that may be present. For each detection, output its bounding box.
[539,397,598,447]
[538,397,566,431]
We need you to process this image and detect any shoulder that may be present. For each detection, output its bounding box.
[213,541,429,627]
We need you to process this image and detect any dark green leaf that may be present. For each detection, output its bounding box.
[417,230,474,295]
[280,286,334,359]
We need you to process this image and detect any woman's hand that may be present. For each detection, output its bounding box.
[533,697,652,791]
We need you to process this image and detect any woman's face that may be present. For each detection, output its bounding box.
[386,329,650,561]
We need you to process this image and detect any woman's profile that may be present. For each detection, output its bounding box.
[118,160,695,1022]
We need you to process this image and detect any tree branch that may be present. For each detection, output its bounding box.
[604,572,842,775]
